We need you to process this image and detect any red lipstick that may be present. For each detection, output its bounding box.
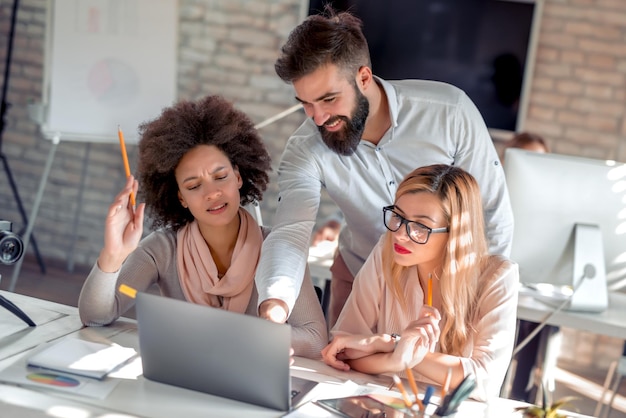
[394,243,411,255]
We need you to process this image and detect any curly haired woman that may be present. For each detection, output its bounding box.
[79,95,327,359]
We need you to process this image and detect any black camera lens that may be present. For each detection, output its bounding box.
[0,231,24,265]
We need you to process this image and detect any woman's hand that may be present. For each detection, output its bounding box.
[393,306,442,368]
[321,334,387,371]
[413,305,442,352]
[98,175,145,273]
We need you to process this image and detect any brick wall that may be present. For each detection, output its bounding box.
[524,0,626,159]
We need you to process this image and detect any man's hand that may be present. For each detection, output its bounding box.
[258,299,289,324]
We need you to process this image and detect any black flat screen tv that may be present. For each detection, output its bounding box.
[307,0,537,135]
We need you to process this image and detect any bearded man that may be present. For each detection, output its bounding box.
[255,7,513,328]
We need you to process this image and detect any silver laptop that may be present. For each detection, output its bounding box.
[135,292,317,411]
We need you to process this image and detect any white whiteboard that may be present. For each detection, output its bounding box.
[41,0,178,144]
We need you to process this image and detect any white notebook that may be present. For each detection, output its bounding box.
[27,337,137,380]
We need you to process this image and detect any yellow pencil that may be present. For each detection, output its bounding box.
[427,273,433,307]
[392,374,413,409]
[441,366,452,400]
[405,366,424,410]
[117,126,136,206]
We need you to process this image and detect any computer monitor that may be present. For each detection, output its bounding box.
[504,148,626,312]
[307,0,539,135]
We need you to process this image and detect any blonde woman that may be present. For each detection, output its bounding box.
[321,164,519,400]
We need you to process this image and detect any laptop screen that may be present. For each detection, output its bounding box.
[135,292,294,410]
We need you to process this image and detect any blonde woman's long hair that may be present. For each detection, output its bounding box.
[381,164,489,355]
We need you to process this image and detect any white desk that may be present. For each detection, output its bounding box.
[0,290,83,365]
[517,291,626,340]
[0,292,593,418]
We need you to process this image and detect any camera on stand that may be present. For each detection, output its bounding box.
[0,219,24,265]
[0,220,35,326]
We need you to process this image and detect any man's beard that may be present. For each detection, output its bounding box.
[318,89,369,156]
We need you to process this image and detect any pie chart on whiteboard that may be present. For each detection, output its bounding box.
[87,58,139,105]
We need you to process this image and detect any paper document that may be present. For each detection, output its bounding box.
[0,354,134,400]
[27,337,137,380]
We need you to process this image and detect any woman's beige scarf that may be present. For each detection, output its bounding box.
[176,208,262,313]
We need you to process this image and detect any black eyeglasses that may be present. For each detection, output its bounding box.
[383,205,449,244]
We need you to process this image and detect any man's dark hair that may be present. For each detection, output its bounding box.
[137,95,271,231]
[275,6,371,83]
[508,131,549,153]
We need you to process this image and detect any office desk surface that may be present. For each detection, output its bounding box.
[0,291,595,418]
[0,290,84,365]
[517,291,626,340]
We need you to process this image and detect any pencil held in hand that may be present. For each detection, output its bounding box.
[427,273,433,306]
[117,126,136,206]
